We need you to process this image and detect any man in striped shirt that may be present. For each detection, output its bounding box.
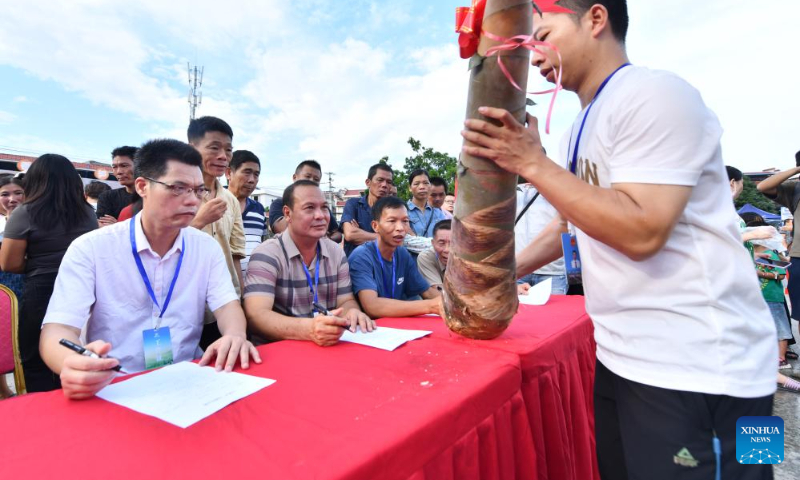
[226,150,268,275]
[243,181,374,346]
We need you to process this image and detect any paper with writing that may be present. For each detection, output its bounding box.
[96,361,275,428]
[340,326,432,351]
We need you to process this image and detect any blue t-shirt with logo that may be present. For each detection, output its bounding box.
[349,241,430,300]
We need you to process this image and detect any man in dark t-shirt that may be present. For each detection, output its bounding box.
[341,163,394,257]
[96,146,138,225]
[269,160,340,241]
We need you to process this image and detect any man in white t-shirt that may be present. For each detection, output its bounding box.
[40,139,261,400]
[461,1,776,479]
[515,182,567,294]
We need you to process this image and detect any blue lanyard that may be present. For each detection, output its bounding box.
[129,216,185,321]
[300,244,321,304]
[568,63,630,175]
[373,241,396,299]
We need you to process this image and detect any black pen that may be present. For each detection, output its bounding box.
[312,303,352,331]
[59,338,127,373]
[312,302,330,316]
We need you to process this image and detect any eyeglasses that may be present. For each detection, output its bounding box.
[145,178,210,199]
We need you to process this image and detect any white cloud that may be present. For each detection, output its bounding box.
[627,0,800,171]
[0,0,797,191]
[12,96,27,103]
[131,0,291,51]
[369,1,412,28]
[240,39,469,188]
[0,0,290,130]
[0,111,15,125]
[0,2,186,123]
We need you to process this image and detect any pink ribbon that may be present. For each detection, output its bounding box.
[482,30,564,134]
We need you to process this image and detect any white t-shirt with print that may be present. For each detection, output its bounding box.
[561,65,776,398]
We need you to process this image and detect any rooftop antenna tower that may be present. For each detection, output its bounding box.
[188,63,204,120]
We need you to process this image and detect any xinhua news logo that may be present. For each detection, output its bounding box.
[736,416,784,465]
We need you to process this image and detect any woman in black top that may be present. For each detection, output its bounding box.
[0,154,98,392]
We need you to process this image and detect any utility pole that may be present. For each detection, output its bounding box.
[326,171,336,219]
[188,63,204,121]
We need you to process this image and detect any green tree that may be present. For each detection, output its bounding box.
[381,138,457,201]
[736,176,780,214]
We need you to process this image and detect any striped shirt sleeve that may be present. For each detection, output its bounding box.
[244,240,281,298]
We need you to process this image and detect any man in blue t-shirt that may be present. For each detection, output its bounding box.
[341,163,394,257]
[349,196,442,318]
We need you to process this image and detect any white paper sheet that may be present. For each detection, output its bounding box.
[96,361,275,428]
[518,277,552,306]
[340,326,432,351]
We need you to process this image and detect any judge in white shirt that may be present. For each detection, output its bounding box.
[40,139,260,400]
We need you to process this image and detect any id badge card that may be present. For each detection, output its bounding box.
[143,326,174,369]
[561,233,583,285]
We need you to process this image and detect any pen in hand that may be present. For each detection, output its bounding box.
[312,303,354,332]
[59,338,128,374]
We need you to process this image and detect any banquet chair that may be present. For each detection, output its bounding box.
[0,284,26,396]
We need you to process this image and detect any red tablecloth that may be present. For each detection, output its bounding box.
[381,295,599,480]
[0,296,595,480]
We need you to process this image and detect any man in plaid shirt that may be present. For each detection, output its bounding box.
[244,181,373,346]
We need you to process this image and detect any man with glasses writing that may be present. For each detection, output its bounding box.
[39,139,260,400]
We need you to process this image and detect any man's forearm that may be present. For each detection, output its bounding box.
[214,301,248,338]
[271,217,288,234]
[190,218,209,230]
[344,227,378,245]
[39,324,82,375]
[338,298,362,315]
[360,296,433,318]
[327,230,343,243]
[248,308,312,342]
[233,257,245,295]
[521,158,691,261]
[516,217,567,278]
[757,167,800,194]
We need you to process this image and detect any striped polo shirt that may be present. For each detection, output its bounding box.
[244,230,352,323]
[241,197,267,274]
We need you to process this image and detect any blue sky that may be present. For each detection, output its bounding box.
[1,1,798,191]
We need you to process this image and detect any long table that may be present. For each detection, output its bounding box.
[382,296,599,480]
[0,296,596,480]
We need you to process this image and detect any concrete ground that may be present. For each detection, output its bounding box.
[774,374,800,478]
[774,318,800,478]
